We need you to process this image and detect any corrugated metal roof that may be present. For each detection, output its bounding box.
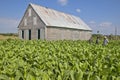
[30,3,92,31]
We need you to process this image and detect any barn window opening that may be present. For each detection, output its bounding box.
[38,29,40,39]
[22,30,24,39]
[24,19,27,26]
[29,29,31,40]
[28,9,31,16]
[33,17,37,25]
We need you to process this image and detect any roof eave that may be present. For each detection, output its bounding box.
[46,26,92,31]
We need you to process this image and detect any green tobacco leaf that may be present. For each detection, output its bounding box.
[15,70,23,80]
[74,69,83,80]
[0,40,120,80]
[0,74,9,80]
[57,75,62,80]
[42,72,49,80]
[70,70,75,80]
[26,73,36,80]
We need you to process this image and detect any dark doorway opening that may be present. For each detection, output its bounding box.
[29,29,31,40]
[22,30,24,39]
[38,29,40,39]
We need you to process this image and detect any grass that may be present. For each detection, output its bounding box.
[0,34,18,40]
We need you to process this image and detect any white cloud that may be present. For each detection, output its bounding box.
[0,18,19,33]
[0,18,19,27]
[89,21,96,24]
[76,8,81,13]
[99,22,112,27]
[88,21,119,35]
[58,0,68,6]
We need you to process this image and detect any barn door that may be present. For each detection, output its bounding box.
[29,29,31,40]
[38,29,40,39]
[22,30,24,39]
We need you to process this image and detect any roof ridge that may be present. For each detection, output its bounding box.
[30,3,80,19]
[29,3,92,31]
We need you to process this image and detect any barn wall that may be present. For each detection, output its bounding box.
[18,5,45,40]
[46,27,92,40]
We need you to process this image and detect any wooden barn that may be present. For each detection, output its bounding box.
[18,3,92,40]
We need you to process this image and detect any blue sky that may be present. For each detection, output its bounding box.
[0,0,120,35]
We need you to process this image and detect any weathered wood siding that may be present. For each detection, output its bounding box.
[18,5,45,40]
[46,27,92,40]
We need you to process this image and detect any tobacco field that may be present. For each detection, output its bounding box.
[0,39,120,80]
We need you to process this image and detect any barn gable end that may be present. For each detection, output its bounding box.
[18,4,46,40]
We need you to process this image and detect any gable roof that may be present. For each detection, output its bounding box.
[29,3,92,31]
